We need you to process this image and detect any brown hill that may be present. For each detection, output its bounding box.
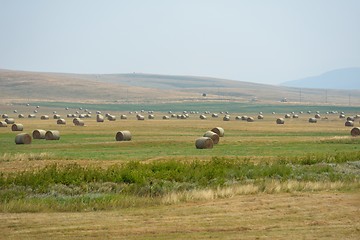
[1,69,359,105]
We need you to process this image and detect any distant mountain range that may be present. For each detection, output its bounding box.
[280,68,360,90]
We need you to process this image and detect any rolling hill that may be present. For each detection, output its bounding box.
[1,69,360,106]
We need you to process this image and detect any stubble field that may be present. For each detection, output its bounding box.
[0,103,359,239]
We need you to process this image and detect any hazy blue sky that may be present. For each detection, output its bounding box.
[0,0,359,84]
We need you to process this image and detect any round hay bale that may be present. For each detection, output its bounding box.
[32,129,46,139]
[5,118,15,124]
[0,121,8,127]
[162,115,170,119]
[115,130,132,141]
[148,114,155,119]
[241,116,248,120]
[73,118,80,124]
[195,137,214,149]
[11,123,23,131]
[41,115,49,120]
[350,127,360,136]
[15,133,32,144]
[257,115,264,120]
[235,116,241,120]
[309,118,317,123]
[85,114,92,118]
[345,121,354,127]
[45,130,60,140]
[74,119,85,126]
[137,114,145,120]
[203,131,219,144]
[276,118,285,124]
[34,110,38,113]
[211,127,224,137]
[314,114,321,119]
[53,114,61,119]
[347,116,355,122]
[79,114,86,119]
[2,114,9,119]
[292,114,299,119]
[96,114,104,122]
[108,115,116,121]
[120,114,127,119]
[284,114,291,119]
[57,118,66,125]
[223,115,230,121]
[28,114,36,118]
[18,114,25,118]
[212,113,219,118]
[247,117,255,122]
[199,115,207,120]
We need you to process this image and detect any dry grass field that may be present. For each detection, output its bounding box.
[0,103,360,239]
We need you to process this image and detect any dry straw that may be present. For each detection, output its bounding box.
[115,130,132,141]
[350,127,360,136]
[195,137,214,149]
[33,129,46,139]
[276,118,285,124]
[5,118,15,124]
[57,119,66,125]
[203,131,219,144]
[211,127,224,137]
[11,123,23,131]
[45,130,60,140]
[15,133,32,144]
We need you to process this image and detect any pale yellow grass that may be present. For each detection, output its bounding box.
[1,192,359,239]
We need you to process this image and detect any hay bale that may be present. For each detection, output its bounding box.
[309,118,317,123]
[15,133,32,144]
[195,137,214,149]
[96,114,104,122]
[148,114,155,119]
[73,118,80,124]
[11,123,23,131]
[162,115,170,119]
[53,114,61,119]
[2,114,9,119]
[203,131,219,144]
[223,115,230,121]
[73,119,85,126]
[350,127,360,136]
[18,114,25,118]
[45,130,60,140]
[41,115,49,120]
[211,127,225,137]
[347,116,355,122]
[212,113,219,118]
[28,114,36,118]
[115,130,132,141]
[314,114,321,119]
[345,121,354,127]
[5,118,15,124]
[276,118,285,124]
[120,114,127,119]
[108,115,116,121]
[284,114,291,119]
[0,121,8,127]
[79,114,86,118]
[257,115,264,120]
[235,116,241,120]
[32,129,46,139]
[199,115,207,120]
[57,118,66,125]
[247,117,255,122]
[137,114,145,120]
[241,116,248,120]
[292,114,299,119]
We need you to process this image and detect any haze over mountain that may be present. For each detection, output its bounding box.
[280,68,360,90]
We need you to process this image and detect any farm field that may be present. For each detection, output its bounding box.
[0,102,360,239]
